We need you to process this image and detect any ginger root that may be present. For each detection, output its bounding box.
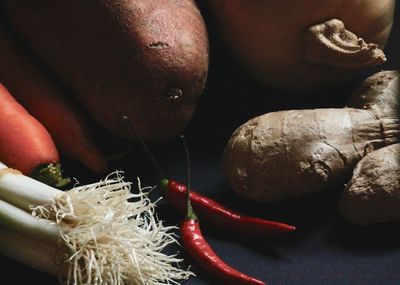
[339,143,400,225]
[223,70,400,224]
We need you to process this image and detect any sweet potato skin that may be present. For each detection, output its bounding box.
[3,0,209,141]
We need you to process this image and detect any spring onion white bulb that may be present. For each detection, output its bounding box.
[0,161,193,284]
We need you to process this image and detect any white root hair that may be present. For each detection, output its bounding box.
[32,171,193,285]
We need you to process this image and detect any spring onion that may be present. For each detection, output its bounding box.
[0,161,193,284]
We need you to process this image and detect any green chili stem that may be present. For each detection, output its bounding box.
[121,115,167,181]
[180,135,197,221]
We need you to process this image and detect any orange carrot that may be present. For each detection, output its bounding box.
[0,83,70,186]
[0,23,108,173]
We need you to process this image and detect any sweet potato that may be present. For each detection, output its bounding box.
[222,70,399,203]
[2,0,209,141]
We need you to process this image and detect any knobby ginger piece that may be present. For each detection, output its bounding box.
[339,143,400,225]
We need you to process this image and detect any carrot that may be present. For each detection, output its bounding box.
[0,83,69,186]
[0,23,108,173]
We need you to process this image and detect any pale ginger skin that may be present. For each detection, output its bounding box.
[339,143,400,225]
[339,70,400,225]
[223,108,395,203]
[223,70,400,224]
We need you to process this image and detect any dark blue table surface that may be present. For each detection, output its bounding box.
[1,4,399,285]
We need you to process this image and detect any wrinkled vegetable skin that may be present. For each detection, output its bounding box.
[3,0,209,141]
[223,108,394,203]
[347,70,399,118]
[337,71,400,225]
[339,143,400,225]
[223,70,399,204]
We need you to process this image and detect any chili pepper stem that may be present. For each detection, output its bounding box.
[180,135,198,221]
[122,115,295,235]
[121,115,167,181]
[122,117,195,221]
[179,135,266,285]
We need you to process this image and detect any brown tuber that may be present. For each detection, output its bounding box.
[2,0,209,142]
[203,0,395,93]
[222,70,399,225]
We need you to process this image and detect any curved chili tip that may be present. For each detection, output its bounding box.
[181,219,267,285]
[164,179,296,235]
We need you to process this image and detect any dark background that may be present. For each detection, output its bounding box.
[1,3,399,285]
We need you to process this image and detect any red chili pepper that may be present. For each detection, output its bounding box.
[121,116,295,236]
[163,179,296,235]
[181,219,267,285]
[179,135,267,285]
